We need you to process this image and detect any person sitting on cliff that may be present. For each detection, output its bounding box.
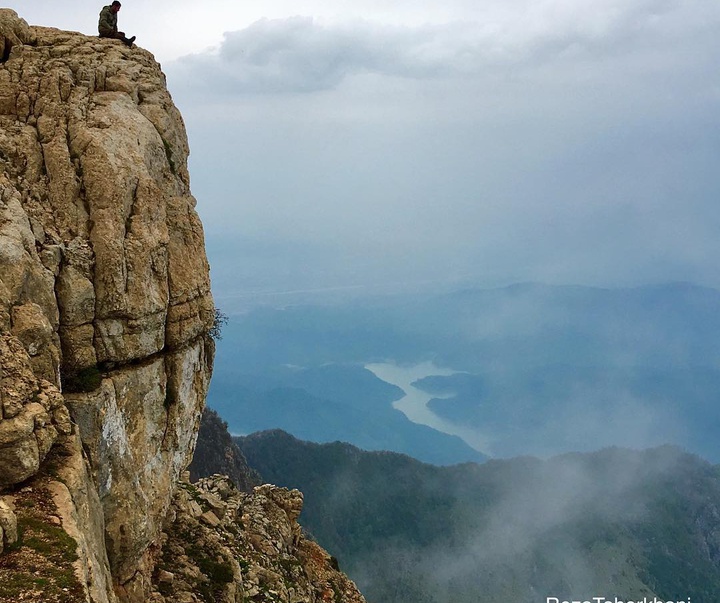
[98,1,136,47]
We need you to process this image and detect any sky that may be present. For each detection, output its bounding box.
[17,1,720,303]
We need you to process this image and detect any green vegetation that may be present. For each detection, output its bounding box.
[162,137,177,175]
[237,431,720,603]
[195,554,234,589]
[168,523,234,603]
[0,486,83,602]
[192,553,233,601]
[61,365,102,393]
[209,307,228,341]
[179,481,209,510]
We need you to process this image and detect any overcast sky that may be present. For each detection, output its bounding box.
[17,1,720,302]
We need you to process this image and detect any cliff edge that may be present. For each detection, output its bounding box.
[0,7,215,600]
[0,10,366,603]
[0,6,181,601]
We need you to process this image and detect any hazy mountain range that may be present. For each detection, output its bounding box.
[210,282,720,462]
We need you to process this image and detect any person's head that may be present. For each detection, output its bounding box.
[111,1,121,13]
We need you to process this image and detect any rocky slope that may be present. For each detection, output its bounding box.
[188,407,261,493]
[0,10,364,603]
[151,475,365,603]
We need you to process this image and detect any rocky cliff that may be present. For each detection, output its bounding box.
[151,475,366,603]
[0,7,214,601]
[0,10,365,603]
[188,407,262,493]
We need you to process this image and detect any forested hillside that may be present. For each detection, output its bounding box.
[237,430,720,603]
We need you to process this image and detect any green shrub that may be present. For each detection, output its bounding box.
[209,308,228,341]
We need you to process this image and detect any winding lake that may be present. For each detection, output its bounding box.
[365,361,490,454]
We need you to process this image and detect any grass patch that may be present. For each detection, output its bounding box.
[0,485,84,602]
[185,543,234,603]
[19,517,79,565]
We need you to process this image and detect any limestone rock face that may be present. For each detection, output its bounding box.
[0,463,115,603]
[0,10,365,603]
[0,8,35,61]
[0,9,214,602]
[0,10,213,370]
[0,334,71,488]
[0,496,17,554]
[66,341,212,596]
[152,476,368,603]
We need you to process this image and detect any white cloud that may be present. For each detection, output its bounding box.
[175,18,486,94]
[159,1,720,294]
[169,0,720,95]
